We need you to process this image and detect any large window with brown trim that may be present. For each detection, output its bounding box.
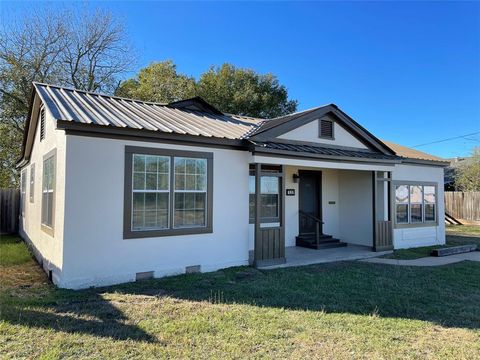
[124,146,213,239]
[394,183,437,227]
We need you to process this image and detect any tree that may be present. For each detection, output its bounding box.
[197,64,297,118]
[455,147,480,192]
[116,62,298,118]
[0,6,134,187]
[116,61,197,103]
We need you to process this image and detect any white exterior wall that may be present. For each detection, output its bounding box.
[278,116,368,149]
[61,135,251,289]
[392,164,445,249]
[338,170,373,247]
[19,108,67,285]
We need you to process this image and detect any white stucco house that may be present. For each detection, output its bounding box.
[17,83,448,289]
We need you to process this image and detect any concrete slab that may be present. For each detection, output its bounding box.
[258,245,392,270]
[361,251,480,267]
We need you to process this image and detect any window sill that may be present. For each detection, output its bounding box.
[124,226,213,239]
[41,224,54,236]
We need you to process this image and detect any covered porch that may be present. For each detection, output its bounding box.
[250,154,397,267]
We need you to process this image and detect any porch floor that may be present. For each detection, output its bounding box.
[258,244,392,269]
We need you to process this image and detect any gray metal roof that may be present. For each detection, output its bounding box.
[250,141,402,161]
[33,83,263,140]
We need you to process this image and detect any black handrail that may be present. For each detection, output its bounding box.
[299,210,324,247]
[299,210,324,224]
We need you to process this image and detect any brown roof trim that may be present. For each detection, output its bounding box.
[249,105,395,155]
[399,158,450,167]
[57,120,248,150]
[250,146,402,165]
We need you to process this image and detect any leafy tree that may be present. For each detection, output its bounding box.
[455,147,480,192]
[197,64,297,118]
[0,6,134,187]
[117,62,298,118]
[116,61,197,103]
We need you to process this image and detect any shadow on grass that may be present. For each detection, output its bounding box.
[1,288,157,343]
[0,234,156,343]
[1,259,479,342]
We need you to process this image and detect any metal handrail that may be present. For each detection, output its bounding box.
[299,210,324,247]
[299,210,324,224]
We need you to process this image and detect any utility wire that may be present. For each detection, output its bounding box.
[412,131,480,148]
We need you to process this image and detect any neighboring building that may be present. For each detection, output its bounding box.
[17,83,449,289]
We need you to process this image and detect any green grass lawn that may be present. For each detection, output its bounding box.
[385,225,480,260]
[1,234,479,359]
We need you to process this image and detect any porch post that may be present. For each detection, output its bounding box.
[372,171,377,249]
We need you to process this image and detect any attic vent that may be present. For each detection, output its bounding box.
[40,108,45,141]
[319,119,334,139]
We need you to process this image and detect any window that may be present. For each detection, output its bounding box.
[319,118,334,139]
[394,183,437,226]
[40,108,45,141]
[124,147,213,239]
[42,150,56,233]
[132,154,170,230]
[21,169,27,216]
[249,166,281,223]
[30,164,35,203]
[174,157,207,228]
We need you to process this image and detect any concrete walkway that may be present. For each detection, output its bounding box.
[259,245,392,269]
[361,251,480,267]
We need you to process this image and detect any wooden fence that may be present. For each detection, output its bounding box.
[1,189,20,234]
[444,191,480,222]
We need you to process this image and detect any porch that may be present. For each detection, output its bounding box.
[257,245,393,269]
[250,157,396,267]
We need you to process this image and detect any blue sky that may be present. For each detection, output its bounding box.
[4,1,480,158]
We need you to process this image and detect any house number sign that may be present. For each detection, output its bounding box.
[286,189,295,196]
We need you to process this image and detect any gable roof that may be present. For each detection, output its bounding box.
[33,83,261,140]
[18,82,446,167]
[249,104,395,155]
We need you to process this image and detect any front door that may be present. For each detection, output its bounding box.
[298,171,322,235]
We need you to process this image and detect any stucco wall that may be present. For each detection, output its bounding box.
[392,164,445,249]
[338,170,374,247]
[19,106,66,285]
[61,135,251,289]
[278,115,368,149]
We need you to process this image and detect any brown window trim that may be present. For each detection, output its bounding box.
[41,148,57,237]
[392,181,438,229]
[248,165,282,224]
[124,146,213,239]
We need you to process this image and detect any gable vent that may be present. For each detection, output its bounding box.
[319,119,334,139]
[40,108,45,141]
